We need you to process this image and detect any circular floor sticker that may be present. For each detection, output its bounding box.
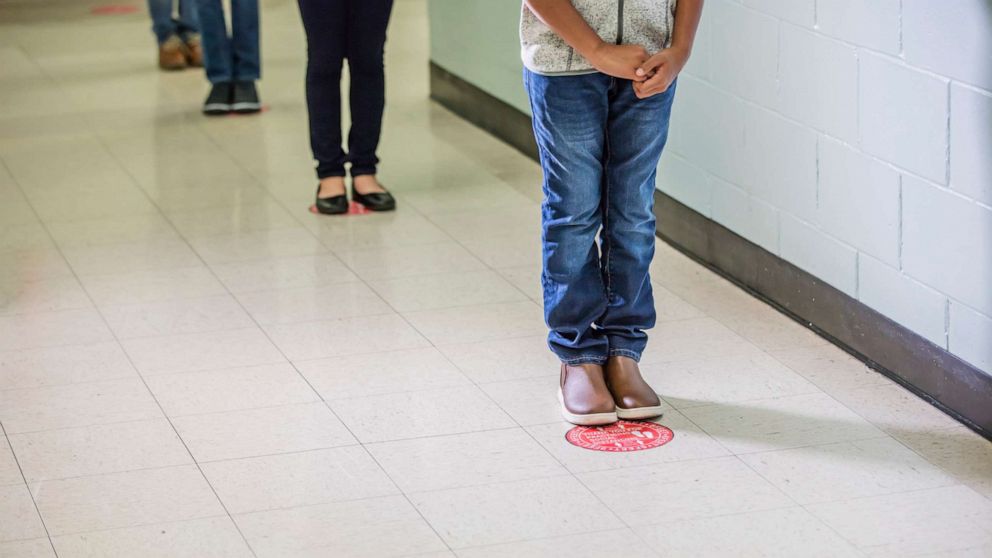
[566,420,674,452]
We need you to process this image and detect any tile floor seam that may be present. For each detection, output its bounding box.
[0,156,263,557]
[0,421,60,557]
[176,227,458,553]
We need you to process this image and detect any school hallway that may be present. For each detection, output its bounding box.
[1,0,991,556]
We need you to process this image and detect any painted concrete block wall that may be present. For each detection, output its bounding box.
[427,0,992,376]
[661,0,992,376]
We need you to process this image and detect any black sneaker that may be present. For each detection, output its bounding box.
[203,82,232,116]
[232,81,262,114]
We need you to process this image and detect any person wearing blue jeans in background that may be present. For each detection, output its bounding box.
[522,0,702,425]
[147,0,201,70]
[196,0,262,115]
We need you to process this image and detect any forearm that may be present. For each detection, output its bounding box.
[523,0,605,60]
[669,0,703,58]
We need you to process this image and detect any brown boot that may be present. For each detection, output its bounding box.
[158,35,187,71]
[605,356,664,420]
[559,363,618,426]
[183,33,203,67]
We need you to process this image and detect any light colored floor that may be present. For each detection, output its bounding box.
[1,1,991,557]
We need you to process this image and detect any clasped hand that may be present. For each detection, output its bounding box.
[589,43,688,99]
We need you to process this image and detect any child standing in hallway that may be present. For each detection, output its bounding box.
[521,0,702,425]
[196,0,262,115]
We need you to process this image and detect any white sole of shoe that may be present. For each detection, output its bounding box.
[558,388,618,426]
[615,404,665,420]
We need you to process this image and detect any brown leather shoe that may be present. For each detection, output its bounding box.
[158,35,187,71]
[605,356,664,420]
[559,363,618,426]
[183,34,203,67]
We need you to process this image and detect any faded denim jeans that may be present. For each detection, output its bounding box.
[525,68,676,364]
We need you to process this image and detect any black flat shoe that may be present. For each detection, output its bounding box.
[314,185,349,215]
[351,183,396,212]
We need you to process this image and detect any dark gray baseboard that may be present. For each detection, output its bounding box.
[429,61,992,440]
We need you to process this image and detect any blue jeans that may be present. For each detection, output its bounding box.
[525,69,676,364]
[148,0,199,44]
[195,0,260,83]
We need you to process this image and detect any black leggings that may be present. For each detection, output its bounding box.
[298,0,394,178]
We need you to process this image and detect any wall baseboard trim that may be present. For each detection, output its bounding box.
[429,60,992,440]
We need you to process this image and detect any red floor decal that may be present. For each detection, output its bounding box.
[566,420,674,452]
[308,201,371,216]
[91,4,139,15]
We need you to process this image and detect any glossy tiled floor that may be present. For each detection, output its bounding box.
[2,1,991,557]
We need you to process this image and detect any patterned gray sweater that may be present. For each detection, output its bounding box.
[521,0,677,75]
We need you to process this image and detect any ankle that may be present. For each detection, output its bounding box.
[318,177,345,197]
[352,174,385,194]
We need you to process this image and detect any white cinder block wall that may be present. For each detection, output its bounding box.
[658,0,992,375]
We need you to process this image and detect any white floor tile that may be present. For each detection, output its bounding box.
[46,214,179,250]
[369,270,527,313]
[640,347,820,408]
[61,239,201,277]
[639,507,862,558]
[410,476,623,549]
[455,529,657,558]
[328,385,515,443]
[0,341,135,390]
[577,455,794,525]
[740,436,957,504]
[832,383,963,435]
[209,253,359,294]
[32,465,224,536]
[102,295,254,340]
[52,516,253,558]
[681,392,887,454]
[264,313,428,361]
[172,402,356,462]
[200,446,398,514]
[638,317,757,365]
[235,281,393,324]
[336,241,486,282]
[0,378,162,434]
[897,426,992,499]
[0,276,91,316]
[367,428,567,493]
[121,327,285,376]
[0,538,55,558]
[477,375,566,427]
[145,362,317,417]
[0,436,22,486]
[0,484,47,542]
[403,301,545,346]
[80,266,227,307]
[9,419,191,483]
[0,308,112,352]
[297,347,471,401]
[189,227,326,266]
[807,485,992,556]
[768,344,891,395]
[437,335,560,384]
[234,495,447,558]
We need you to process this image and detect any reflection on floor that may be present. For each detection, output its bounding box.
[1,0,991,556]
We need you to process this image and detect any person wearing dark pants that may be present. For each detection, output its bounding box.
[196,0,262,115]
[299,0,396,214]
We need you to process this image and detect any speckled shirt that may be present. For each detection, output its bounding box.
[521,0,677,75]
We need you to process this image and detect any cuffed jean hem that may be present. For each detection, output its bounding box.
[349,167,378,178]
[607,348,642,362]
[558,355,609,365]
[316,168,347,179]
